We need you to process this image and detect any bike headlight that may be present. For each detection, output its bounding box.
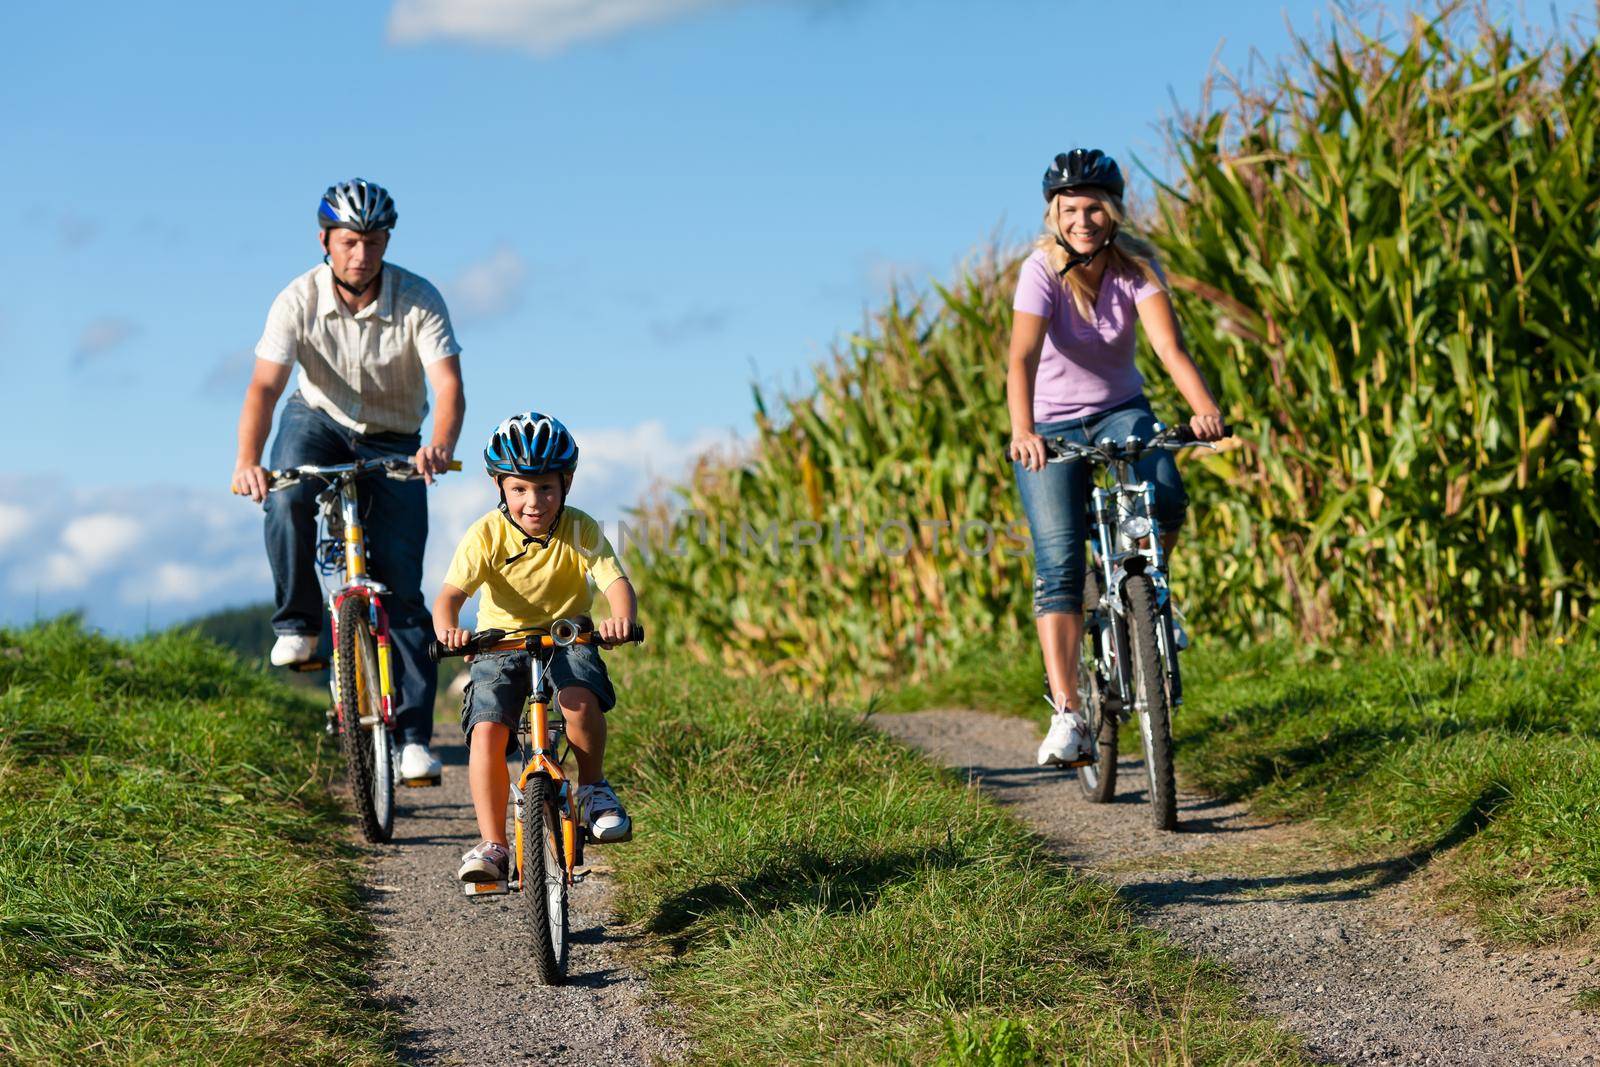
[1122,515,1153,542]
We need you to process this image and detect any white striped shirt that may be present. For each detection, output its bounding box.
[255,262,461,436]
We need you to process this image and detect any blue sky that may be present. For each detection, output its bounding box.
[2,0,1590,632]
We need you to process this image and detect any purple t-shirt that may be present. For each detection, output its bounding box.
[1013,248,1165,423]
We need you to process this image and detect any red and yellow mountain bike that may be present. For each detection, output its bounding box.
[250,455,460,842]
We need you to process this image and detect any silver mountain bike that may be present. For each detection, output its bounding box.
[1041,422,1221,831]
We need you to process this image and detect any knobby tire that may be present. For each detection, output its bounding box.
[336,595,394,843]
[1126,574,1178,831]
[522,773,569,984]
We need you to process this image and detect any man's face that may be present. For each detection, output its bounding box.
[502,473,565,534]
[322,228,390,288]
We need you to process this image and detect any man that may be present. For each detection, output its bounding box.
[232,178,464,783]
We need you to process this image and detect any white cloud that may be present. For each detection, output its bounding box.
[74,317,140,366]
[41,513,145,591]
[444,245,527,323]
[388,0,740,54]
[0,417,741,634]
[0,502,30,554]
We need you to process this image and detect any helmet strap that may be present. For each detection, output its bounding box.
[321,233,380,297]
[1054,222,1120,279]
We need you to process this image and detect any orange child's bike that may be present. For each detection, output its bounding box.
[429,617,644,985]
[240,455,460,842]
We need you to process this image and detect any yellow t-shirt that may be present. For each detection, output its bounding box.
[443,506,627,631]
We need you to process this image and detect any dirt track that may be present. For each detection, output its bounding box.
[362,720,682,1065]
[879,709,1600,1066]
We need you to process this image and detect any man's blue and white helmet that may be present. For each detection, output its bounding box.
[484,412,579,478]
[318,178,398,232]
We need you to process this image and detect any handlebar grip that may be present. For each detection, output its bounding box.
[447,460,463,471]
[427,627,508,662]
[1169,422,1232,445]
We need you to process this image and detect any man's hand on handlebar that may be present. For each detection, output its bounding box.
[1189,412,1227,442]
[1009,431,1048,473]
[413,443,455,485]
[232,463,272,504]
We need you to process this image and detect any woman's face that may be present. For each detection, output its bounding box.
[1053,193,1110,254]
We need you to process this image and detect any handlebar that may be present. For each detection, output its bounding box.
[1033,422,1232,465]
[428,620,646,663]
[233,456,463,495]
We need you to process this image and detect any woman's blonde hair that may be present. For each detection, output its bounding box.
[1035,189,1165,320]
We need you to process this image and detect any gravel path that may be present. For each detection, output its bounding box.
[879,709,1600,1066]
[363,721,682,1065]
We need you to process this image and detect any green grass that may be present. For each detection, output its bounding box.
[0,620,395,1065]
[1175,639,1600,946]
[605,650,1305,1065]
[885,628,1600,949]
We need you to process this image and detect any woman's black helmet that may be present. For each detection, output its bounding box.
[1042,149,1125,201]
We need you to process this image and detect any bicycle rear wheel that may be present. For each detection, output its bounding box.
[1125,574,1177,830]
[521,773,569,984]
[1076,569,1118,803]
[336,595,395,843]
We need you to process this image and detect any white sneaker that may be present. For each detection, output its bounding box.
[269,633,317,666]
[1037,708,1090,767]
[457,841,509,883]
[399,743,442,781]
[578,779,632,843]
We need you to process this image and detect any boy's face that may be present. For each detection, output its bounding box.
[501,472,564,533]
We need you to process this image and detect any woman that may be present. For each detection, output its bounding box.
[1007,148,1225,768]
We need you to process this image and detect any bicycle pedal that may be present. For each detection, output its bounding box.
[288,658,329,673]
[461,880,510,898]
[401,775,442,788]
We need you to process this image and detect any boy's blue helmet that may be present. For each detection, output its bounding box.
[485,412,579,478]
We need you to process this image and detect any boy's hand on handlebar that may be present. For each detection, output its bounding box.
[436,625,473,650]
[597,616,636,645]
[1009,432,1048,472]
[413,444,454,485]
[232,463,271,503]
[1189,412,1227,442]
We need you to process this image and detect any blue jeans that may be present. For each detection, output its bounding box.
[1013,395,1188,616]
[264,393,436,746]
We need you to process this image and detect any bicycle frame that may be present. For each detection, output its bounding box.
[509,656,582,890]
[316,474,398,731]
[1084,455,1184,709]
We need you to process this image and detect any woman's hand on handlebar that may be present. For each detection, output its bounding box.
[1009,432,1048,472]
[596,616,637,645]
[1189,412,1227,443]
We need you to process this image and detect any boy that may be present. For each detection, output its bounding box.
[433,411,639,882]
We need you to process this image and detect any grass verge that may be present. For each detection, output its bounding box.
[605,650,1304,1065]
[883,628,1600,949]
[1175,639,1600,946]
[0,620,395,1064]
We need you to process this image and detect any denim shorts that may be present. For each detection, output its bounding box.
[1012,394,1188,617]
[459,644,617,740]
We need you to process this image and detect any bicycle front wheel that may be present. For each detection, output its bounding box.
[521,773,569,984]
[1125,574,1177,831]
[336,595,394,843]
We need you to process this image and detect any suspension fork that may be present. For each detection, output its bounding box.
[1090,486,1133,705]
[515,657,580,884]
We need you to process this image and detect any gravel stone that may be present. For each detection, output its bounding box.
[363,720,684,1064]
[879,709,1600,1066]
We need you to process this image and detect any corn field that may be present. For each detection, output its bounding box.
[630,7,1600,685]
